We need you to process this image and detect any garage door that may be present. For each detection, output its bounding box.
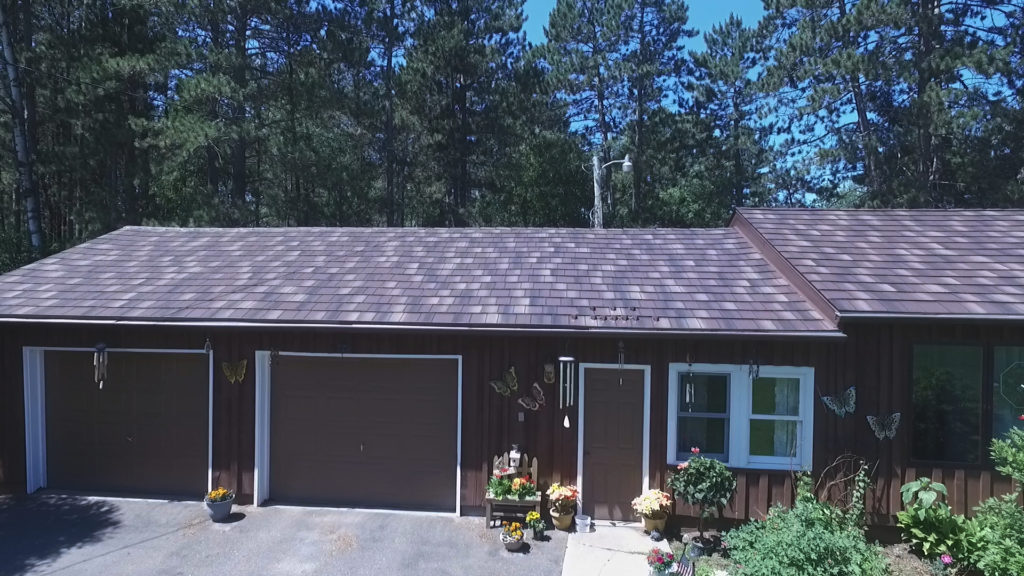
[45,351,208,497]
[269,355,458,511]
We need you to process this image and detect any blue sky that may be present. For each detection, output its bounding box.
[522,0,766,49]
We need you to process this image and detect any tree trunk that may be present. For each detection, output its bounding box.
[0,0,43,253]
[231,7,248,220]
[384,0,398,226]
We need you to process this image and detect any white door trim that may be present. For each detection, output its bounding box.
[254,351,463,515]
[22,346,214,495]
[576,363,651,517]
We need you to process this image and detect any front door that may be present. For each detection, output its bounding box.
[582,367,645,521]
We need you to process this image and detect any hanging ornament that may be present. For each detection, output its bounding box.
[93,343,108,390]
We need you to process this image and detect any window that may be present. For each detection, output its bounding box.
[667,363,815,470]
[993,346,1024,441]
[911,345,983,463]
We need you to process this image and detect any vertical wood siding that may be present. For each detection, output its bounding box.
[1,321,1020,521]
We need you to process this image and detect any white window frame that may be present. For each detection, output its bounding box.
[666,363,814,471]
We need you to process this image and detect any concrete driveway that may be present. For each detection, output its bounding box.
[0,494,567,576]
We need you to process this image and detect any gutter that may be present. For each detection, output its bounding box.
[839,312,1024,322]
[0,316,848,340]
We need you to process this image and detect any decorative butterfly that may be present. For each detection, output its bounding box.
[867,412,901,440]
[821,386,856,417]
[222,360,247,384]
[488,366,519,397]
[517,382,546,411]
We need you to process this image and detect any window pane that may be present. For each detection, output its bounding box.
[752,377,800,416]
[912,345,983,463]
[749,420,798,458]
[994,346,1024,441]
[678,373,729,414]
[677,416,727,459]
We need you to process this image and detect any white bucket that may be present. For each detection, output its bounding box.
[576,514,592,532]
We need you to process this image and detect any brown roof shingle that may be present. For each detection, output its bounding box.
[738,208,1024,318]
[0,226,837,334]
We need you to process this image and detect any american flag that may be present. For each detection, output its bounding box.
[675,556,695,576]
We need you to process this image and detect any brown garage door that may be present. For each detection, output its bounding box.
[270,355,458,511]
[45,351,208,497]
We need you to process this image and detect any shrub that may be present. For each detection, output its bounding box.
[897,478,970,559]
[724,472,888,576]
[667,447,736,538]
[966,428,1024,576]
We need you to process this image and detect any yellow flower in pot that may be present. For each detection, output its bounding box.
[631,489,672,534]
[545,483,578,531]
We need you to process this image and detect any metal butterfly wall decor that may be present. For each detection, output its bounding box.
[821,386,856,417]
[222,360,247,384]
[867,412,901,440]
[489,366,519,397]
[517,382,546,411]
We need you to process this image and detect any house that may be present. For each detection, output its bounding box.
[0,209,1021,523]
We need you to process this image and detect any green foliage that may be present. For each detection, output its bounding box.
[897,478,970,559]
[965,429,1024,575]
[666,453,736,537]
[724,476,889,576]
[990,427,1024,485]
[487,474,513,499]
[968,494,1024,576]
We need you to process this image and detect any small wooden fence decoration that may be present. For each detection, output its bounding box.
[485,451,541,527]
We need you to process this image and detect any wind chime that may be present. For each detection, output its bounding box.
[617,340,625,386]
[94,343,108,390]
[684,352,695,412]
[558,355,575,428]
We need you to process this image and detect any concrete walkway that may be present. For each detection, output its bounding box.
[561,521,672,576]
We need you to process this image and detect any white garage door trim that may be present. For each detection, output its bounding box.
[22,346,215,495]
[254,351,463,515]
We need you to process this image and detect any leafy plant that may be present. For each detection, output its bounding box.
[897,478,969,559]
[631,488,673,518]
[204,486,234,503]
[964,429,1024,576]
[724,470,888,576]
[509,475,536,499]
[968,494,1024,576]
[646,548,676,574]
[666,448,736,538]
[546,483,579,515]
[488,474,513,499]
[525,510,544,531]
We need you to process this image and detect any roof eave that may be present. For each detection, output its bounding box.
[0,315,847,340]
[839,312,1024,323]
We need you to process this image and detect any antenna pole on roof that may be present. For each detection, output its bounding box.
[591,155,603,229]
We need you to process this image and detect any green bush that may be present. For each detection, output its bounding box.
[897,478,970,559]
[666,448,736,538]
[724,474,888,576]
[966,428,1024,576]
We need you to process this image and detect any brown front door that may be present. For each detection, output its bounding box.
[45,351,208,497]
[582,367,645,521]
[270,355,458,512]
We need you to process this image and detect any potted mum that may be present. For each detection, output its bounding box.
[500,521,525,551]
[525,510,546,540]
[631,489,673,534]
[546,483,579,530]
[646,548,676,574]
[510,475,537,499]
[666,447,736,552]
[204,486,235,522]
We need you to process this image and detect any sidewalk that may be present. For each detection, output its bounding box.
[560,521,672,576]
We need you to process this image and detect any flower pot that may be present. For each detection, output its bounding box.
[531,526,546,540]
[500,534,524,552]
[550,508,574,531]
[642,511,668,534]
[205,496,234,522]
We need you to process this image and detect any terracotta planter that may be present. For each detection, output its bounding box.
[550,508,574,531]
[642,511,668,533]
[205,496,234,522]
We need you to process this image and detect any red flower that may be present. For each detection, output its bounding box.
[1018,414,1024,421]
[690,447,700,454]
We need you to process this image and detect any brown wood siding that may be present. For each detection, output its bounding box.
[1,321,1021,522]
